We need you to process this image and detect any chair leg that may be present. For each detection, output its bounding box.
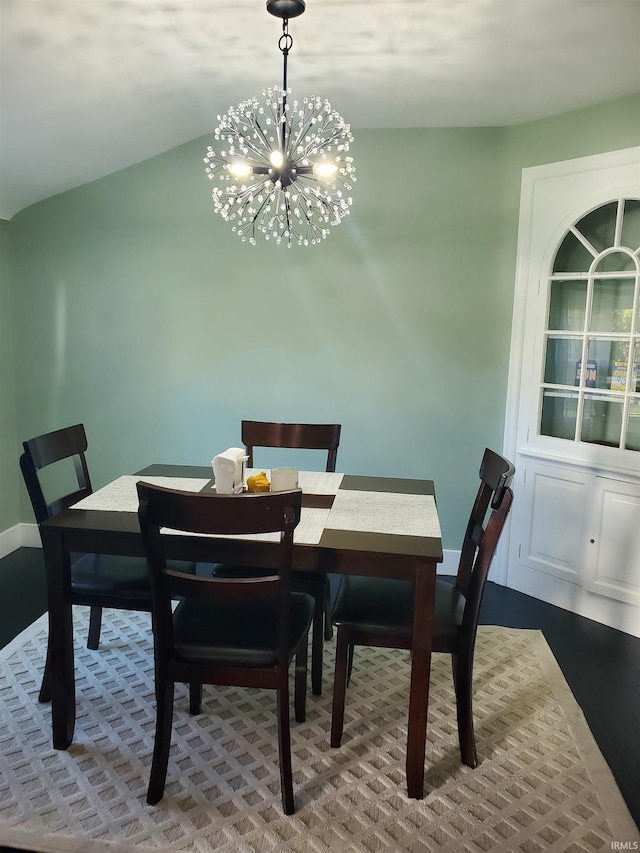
[276,683,295,815]
[346,643,355,685]
[311,588,324,696]
[87,605,103,650]
[452,652,477,769]
[330,628,350,748]
[189,682,202,716]
[294,636,308,723]
[147,678,175,805]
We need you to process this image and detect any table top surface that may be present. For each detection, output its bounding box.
[42,464,443,562]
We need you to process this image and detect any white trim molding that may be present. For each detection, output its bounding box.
[2,538,505,589]
[0,523,40,559]
[438,550,460,576]
[0,533,466,578]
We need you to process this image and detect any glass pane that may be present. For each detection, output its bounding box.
[586,338,633,390]
[540,390,577,439]
[582,340,606,388]
[613,307,634,333]
[575,202,618,253]
[581,394,623,447]
[544,337,583,385]
[621,199,640,252]
[548,280,587,330]
[608,342,639,392]
[595,250,636,273]
[553,232,594,273]
[589,278,635,332]
[626,401,640,452]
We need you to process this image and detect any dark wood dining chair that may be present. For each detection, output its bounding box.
[242,420,341,474]
[137,482,313,814]
[19,423,190,703]
[329,447,515,770]
[213,420,342,696]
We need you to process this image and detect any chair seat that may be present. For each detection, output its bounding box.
[71,554,194,601]
[173,592,315,667]
[70,553,152,599]
[331,576,464,642]
[211,563,329,694]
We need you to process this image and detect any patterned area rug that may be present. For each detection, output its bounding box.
[0,609,637,852]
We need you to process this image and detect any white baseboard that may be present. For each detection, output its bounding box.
[19,523,41,548]
[0,525,22,559]
[7,529,465,584]
[3,532,461,575]
[0,523,40,559]
[438,549,506,584]
[438,550,459,576]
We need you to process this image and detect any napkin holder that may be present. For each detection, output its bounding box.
[212,447,248,494]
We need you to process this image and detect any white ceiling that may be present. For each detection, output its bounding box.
[1,0,639,220]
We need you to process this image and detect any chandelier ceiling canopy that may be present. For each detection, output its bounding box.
[203,0,356,247]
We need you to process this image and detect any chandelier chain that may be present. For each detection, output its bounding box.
[278,20,292,153]
[278,19,293,55]
[203,2,355,247]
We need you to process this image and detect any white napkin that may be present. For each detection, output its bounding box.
[212,447,248,494]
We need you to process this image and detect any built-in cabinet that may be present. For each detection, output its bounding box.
[514,460,640,612]
[504,147,640,638]
[540,199,640,451]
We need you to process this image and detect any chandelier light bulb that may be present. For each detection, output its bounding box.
[270,150,284,168]
[228,162,252,178]
[313,161,339,179]
[203,4,355,247]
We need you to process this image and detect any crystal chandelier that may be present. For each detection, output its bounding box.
[203,0,355,247]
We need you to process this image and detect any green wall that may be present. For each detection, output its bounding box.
[0,219,19,532]
[506,94,640,172]
[4,94,640,550]
[501,93,640,258]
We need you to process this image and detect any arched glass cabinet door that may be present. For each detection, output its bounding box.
[540,198,640,452]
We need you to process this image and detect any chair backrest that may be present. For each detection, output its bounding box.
[20,423,92,523]
[137,483,303,662]
[456,448,515,596]
[458,485,513,648]
[241,421,341,472]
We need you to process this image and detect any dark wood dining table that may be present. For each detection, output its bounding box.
[39,464,443,799]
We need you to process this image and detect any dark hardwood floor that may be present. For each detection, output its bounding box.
[0,548,638,852]
[0,548,49,650]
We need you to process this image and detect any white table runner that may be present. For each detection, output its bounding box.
[70,475,330,545]
[326,490,441,539]
[161,507,330,545]
[70,476,212,513]
[70,474,439,544]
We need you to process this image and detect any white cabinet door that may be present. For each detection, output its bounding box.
[514,461,591,586]
[584,477,640,607]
